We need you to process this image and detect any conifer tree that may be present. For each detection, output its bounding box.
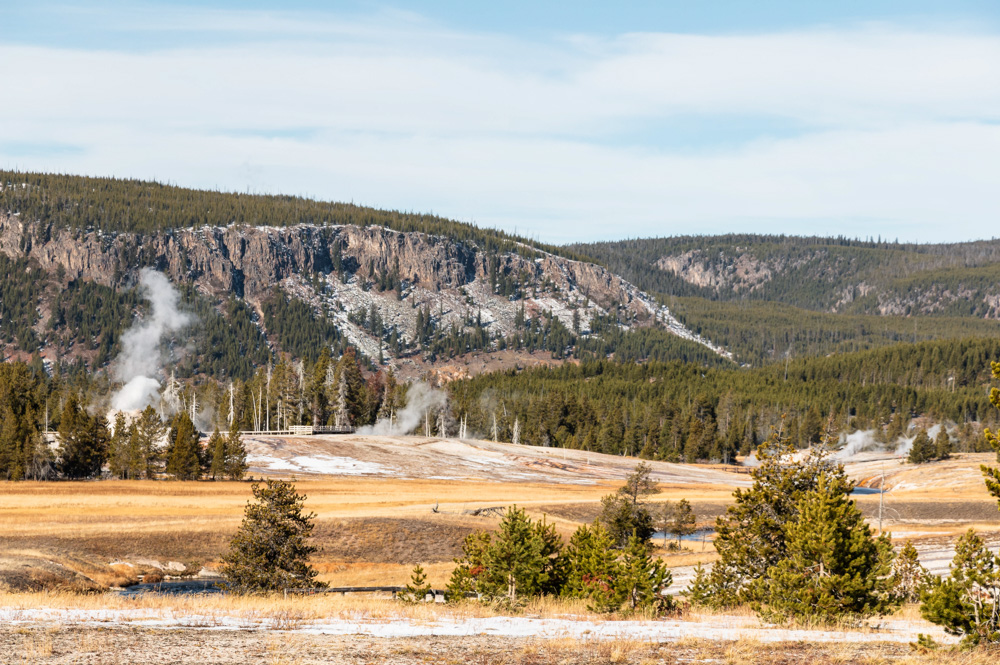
[599,462,660,549]
[482,506,549,604]
[107,411,131,480]
[401,564,434,603]
[166,411,201,480]
[759,473,897,623]
[660,499,697,547]
[892,540,929,604]
[615,530,673,613]
[221,479,323,593]
[225,417,248,480]
[934,427,952,460]
[908,429,935,464]
[697,433,851,607]
[107,412,145,479]
[133,405,165,478]
[921,529,1000,646]
[57,394,108,479]
[207,429,226,480]
[445,531,491,602]
[561,522,620,612]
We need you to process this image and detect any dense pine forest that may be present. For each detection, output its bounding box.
[569,235,1000,364]
[449,336,1000,460]
[3,334,999,479]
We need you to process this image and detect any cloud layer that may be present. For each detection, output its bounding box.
[2,6,999,242]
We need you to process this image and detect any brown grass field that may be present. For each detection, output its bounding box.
[2,438,1000,662]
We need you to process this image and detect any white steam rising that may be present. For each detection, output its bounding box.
[833,429,881,460]
[110,269,193,412]
[359,382,447,436]
[831,424,947,460]
[895,424,943,457]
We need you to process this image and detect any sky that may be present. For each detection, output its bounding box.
[2,1,999,244]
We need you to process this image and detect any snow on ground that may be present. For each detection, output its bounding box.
[243,434,753,486]
[0,608,957,645]
[247,453,387,476]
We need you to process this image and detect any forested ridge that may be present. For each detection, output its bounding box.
[449,336,1000,461]
[0,170,594,263]
[569,234,1000,308]
[569,235,1000,364]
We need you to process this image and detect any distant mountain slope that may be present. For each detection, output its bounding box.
[569,235,1000,363]
[569,234,1000,315]
[0,172,730,378]
[0,169,594,263]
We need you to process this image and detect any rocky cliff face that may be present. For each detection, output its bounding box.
[0,214,729,368]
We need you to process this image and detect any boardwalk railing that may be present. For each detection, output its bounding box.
[238,425,356,436]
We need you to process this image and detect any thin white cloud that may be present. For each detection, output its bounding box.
[2,8,999,242]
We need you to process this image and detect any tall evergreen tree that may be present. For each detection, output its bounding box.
[166,411,201,480]
[908,429,935,464]
[561,522,620,612]
[207,429,226,480]
[615,530,673,613]
[892,540,929,604]
[921,529,1000,646]
[221,480,323,593]
[133,405,166,479]
[697,433,851,607]
[225,417,248,480]
[108,411,142,479]
[57,394,108,479]
[759,473,897,622]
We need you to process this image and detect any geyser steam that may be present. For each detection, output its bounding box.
[359,383,447,436]
[111,269,193,412]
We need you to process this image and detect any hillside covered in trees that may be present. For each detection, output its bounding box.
[570,235,1000,363]
[0,171,732,379]
[449,336,1000,461]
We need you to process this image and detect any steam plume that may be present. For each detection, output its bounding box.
[111,269,193,412]
[359,382,447,436]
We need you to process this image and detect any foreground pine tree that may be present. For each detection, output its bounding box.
[698,433,852,607]
[922,361,1000,645]
[615,530,673,613]
[921,529,1000,646]
[759,473,897,623]
[221,480,324,593]
[561,521,620,612]
[892,541,929,604]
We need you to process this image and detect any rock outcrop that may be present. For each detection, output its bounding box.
[0,214,729,363]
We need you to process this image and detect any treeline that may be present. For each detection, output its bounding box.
[569,234,1000,308]
[0,359,250,481]
[448,337,1000,461]
[668,297,1000,365]
[0,170,593,264]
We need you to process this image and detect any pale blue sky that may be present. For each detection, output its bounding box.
[2,1,999,243]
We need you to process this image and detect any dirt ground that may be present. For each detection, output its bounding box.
[0,626,989,665]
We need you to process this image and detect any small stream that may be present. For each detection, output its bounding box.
[652,527,714,545]
[117,578,225,596]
